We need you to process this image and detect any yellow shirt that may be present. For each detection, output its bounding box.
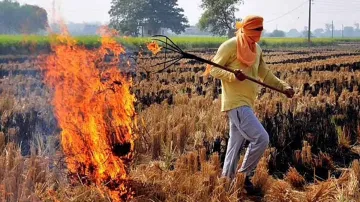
[210,37,290,112]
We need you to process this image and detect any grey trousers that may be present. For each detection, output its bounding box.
[222,106,269,179]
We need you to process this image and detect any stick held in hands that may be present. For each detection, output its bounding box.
[148,35,287,95]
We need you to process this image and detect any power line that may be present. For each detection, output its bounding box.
[315,0,359,4]
[313,11,360,15]
[313,2,360,9]
[315,0,360,9]
[313,9,360,13]
[315,1,360,4]
[310,2,360,17]
[314,5,360,10]
[312,7,360,13]
[265,0,308,23]
[315,0,360,4]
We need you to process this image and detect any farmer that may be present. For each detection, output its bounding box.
[209,15,295,190]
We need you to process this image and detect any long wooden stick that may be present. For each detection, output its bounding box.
[181,52,287,95]
[151,35,287,95]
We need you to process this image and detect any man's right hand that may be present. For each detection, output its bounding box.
[234,69,246,81]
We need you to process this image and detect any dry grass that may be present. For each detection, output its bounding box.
[0,132,49,202]
[1,128,360,202]
[352,160,360,184]
[264,180,305,202]
[1,47,360,201]
[285,167,306,189]
[130,150,246,202]
[251,149,273,192]
[335,170,360,201]
[0,132,113,202]
[129,149,360,202]
[301,141,313,165]
[337,126,352,149]
[306,181,337,202]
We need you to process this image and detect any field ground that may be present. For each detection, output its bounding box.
[0,39,359,201]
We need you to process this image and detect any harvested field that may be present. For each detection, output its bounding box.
[0,40,359,201]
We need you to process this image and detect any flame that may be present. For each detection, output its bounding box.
[41,29,135,201]
[147,41,162,55]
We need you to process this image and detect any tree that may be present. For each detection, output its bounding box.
[325,23,332,33]
[313,28,324,37]
[324,23,333,37]
[0,0,48,34]
[354,23,359,31]
[20,4,48,33]
[269,29,285,37]
[109,0,188,36]
[198,0,243,37]
[301,26,313,38]
[343,26,354,37]
[287,29,301,37]
[261,29,269,37]
[354,23,360,37]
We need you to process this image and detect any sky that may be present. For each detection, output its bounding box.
[17,0,360,32]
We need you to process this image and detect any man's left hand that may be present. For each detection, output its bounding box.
[284,88,295,98]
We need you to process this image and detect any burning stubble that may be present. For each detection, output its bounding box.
[40,29,135,201]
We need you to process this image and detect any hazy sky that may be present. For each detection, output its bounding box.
[17,0,360,32]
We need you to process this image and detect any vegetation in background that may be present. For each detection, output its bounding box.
[0,0,48,34]
[2,35,360,55]
[109,0,188,36]
[198,0,243,37]
[269,29,286,37]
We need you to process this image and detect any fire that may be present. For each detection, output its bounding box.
[41,30,135,201]
[147,41,162,55]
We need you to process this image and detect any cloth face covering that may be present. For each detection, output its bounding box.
[236,15,264,67]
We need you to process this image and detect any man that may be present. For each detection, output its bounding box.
[209,15,294,191]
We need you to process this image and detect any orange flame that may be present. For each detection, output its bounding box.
[147,41,162,55]
[41,29,135,201]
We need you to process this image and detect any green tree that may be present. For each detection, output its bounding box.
[301,26,314,38]
[198,0,243,37]
[0,0,48,34]
[109,0,188,36]
[269,29,285,37]
[20,4,48,33]
[313,28,324,37]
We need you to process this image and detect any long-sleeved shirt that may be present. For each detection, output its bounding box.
[210,37,290,112]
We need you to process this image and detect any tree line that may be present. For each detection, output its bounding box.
[109,0,242,37]
[2,0,360,38]
[0,0,244,37]
[264,25,360,38]
[0,0,48,34]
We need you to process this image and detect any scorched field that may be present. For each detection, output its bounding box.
[0,35,359,202]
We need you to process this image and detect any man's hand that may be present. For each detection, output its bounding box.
[234,69,246,81]
[284,88,295,98]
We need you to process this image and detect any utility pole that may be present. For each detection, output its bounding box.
[308,0,312,43]
[332,20,334,38]
[342,24,344,38]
